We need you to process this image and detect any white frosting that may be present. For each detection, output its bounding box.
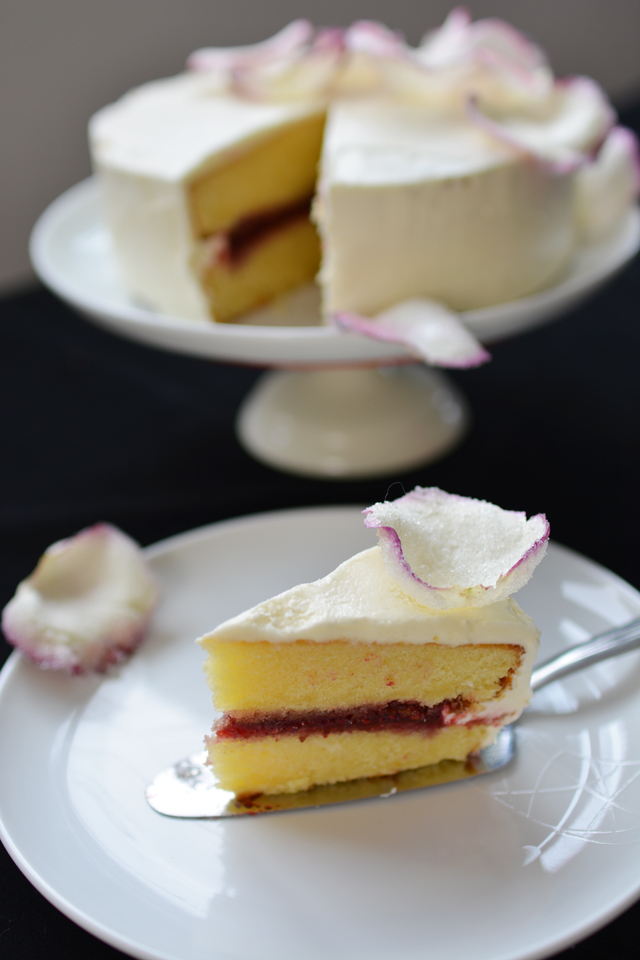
[96,169,211,319]
[316,96,575,314]
[90,72,322,182]
[200,545,539,723]
[202,546,538,647]
[321,99,513,184]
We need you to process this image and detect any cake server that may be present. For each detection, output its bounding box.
[145,616,640,818]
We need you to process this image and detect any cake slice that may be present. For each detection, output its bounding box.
[198,488,548,796]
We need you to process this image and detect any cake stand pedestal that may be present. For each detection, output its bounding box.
[29,179,640,480]
[237,365,468,478]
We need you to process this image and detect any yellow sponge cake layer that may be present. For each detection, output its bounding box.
[209,725,496,796]
[90,73,325,321]
[200,216,321,323]
[204,640,522,713]
[190,113,325,236]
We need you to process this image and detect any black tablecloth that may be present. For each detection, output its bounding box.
[2,112,639,958]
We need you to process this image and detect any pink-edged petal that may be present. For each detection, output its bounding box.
[189,22,346,100]
[363,487,549,610]
[419,7,473,66]
[187,20,313,73]
[1,524,159,675]
[419,8,548,90]
[576,125,640,241]
[470,18,548,82]
[468,76,614,172]
[333,299,490,368]
[345,20,406,57]
[414,10,555,111]
[232,50,340,101]
[312,27,346,55]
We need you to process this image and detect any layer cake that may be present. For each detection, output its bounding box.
[89,12,633,329]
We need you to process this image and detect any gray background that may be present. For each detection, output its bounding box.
[2,0,639,294]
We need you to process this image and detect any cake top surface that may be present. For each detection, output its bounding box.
[90,72,323,181]
[199,545,539,649]
[321,98,514,184]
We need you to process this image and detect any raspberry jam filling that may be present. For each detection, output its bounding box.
[215,697,471,741]
[219,195,314,267]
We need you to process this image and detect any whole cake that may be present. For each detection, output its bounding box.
[89,11,638,331]
[198,488,548,796]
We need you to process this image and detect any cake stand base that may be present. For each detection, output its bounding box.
[236,365,469,479]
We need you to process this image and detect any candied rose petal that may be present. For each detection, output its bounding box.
[187,20,314,73]
[333,300,490,368]
[468,76,615,172]
[419,8,550,93]
[344,21,406,57]
[2,524,159,675]
[575,125,640,240]
[363,487,549,610]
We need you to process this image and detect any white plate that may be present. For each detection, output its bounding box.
[2,507,640,960]
[30,179,640,368]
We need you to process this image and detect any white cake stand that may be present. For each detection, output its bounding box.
[30,178,640,478]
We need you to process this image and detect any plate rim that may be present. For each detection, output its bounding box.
[1,505,640,960]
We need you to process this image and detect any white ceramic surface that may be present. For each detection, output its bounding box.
[1,507,640,960]
[236,366,468,477]
[30,178,640,369]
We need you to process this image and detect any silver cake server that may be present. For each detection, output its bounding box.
[146,616,640,818]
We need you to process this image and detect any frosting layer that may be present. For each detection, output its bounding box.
[201,546,539,649]
[316,97,575,313]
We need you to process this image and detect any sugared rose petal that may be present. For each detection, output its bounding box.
[468,76,615,172]
[417,7,553,107]
[344,20,406,57]
[232,48,341,102]
[189,20,343,102]
[2,524,159,675]
[363,487,549,610]
[575,125,640,240]
[187,20,314,74]
[333,300,490,368]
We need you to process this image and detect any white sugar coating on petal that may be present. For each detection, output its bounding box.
[345,21,405,57]
[234,52,340,102]
[188,20,314,73]
[363,487,549,609]
[416,8,554,109]
[468,77,614,171]
[575,125,640,241]
[419,7,547,85]
[1,524,159,674]
[372,299,490,368]
[333,300,490,368]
